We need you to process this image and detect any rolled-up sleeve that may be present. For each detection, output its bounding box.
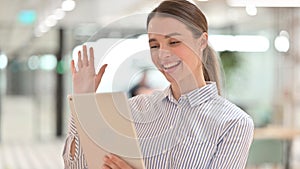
[209,116,254,169]
[62,115,88,169]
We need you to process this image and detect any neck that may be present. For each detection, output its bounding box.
[170,73,206,100]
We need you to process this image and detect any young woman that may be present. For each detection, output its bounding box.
[63,0,254,168]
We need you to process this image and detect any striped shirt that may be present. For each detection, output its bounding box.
[63,82,254,169]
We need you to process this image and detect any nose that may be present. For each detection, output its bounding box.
[158,46,171,59]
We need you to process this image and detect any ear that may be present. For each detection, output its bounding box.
[198,32,208,52]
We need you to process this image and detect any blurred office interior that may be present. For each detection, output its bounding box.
[0,0,300,168]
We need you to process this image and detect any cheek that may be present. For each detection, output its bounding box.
[150,52,161,69]
[172,46,200,65]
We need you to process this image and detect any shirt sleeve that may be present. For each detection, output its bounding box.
[208,116,254,169]
[62,115,88,169]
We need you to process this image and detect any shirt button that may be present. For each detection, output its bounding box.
[162,149,168,154]
[170,125,174,129]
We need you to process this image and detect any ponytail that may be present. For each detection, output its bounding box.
[202,45,223,95]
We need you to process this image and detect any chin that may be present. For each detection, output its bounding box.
[160,71,173,83]
[163,72,183,85]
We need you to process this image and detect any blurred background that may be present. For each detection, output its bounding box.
[0,0,300,168]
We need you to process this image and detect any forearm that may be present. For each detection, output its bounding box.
[62,116,88,169]
[70,137,76,160]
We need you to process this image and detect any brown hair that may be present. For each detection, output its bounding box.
[147,0,223,95]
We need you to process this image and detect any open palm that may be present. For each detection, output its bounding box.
[71,45,107,94]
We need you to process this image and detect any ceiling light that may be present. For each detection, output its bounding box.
[40,55,57,70]
[45,15,57,27]
[0,53,8,69]
[27,55,40,70]
[227,0,300,7]
[209,35,270,52]
[62,0,76,12]
[275,31,290,52]
[275,36,289,52]
[38,23,50,33]
[245,4,257,16]
[54,8,65,20]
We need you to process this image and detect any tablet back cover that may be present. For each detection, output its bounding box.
[68,92,145,169]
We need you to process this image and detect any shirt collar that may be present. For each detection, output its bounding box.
[162,82,219,107]
[162,86,173,101]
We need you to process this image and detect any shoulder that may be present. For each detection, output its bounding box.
[201,96,254,142]
[208,95,254,130]
[212,95,251,118]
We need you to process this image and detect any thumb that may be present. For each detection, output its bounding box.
[95,64,108,91]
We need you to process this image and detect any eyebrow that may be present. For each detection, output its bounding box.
[149,32,182,43]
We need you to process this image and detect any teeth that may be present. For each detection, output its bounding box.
[163,61,180,69]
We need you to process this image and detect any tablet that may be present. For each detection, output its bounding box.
[68,92,145,169]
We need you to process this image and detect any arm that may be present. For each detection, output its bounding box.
[62,45,107,168]
[62,116,88,169]
[208,117,254,169]
[63,45,134,169]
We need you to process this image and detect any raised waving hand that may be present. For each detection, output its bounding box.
[70,45,107,93]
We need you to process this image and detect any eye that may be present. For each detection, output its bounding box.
[169,40,181,46]
[150,43,159,49]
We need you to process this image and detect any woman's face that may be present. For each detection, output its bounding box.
[147,16,207,84]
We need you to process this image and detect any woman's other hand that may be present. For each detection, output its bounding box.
[102,154,134,169]
[71,45,107,93]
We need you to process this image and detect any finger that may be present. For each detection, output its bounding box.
[89,47,95,67]
[108,154,131,169]
[70,60,76,74]
[83,45,89,66]
[77,51,83,68]
[95,64,108,91]
[103,156,120,169]
[102,165,111,169]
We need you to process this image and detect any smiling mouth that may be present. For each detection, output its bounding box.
[162,61,181,70]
